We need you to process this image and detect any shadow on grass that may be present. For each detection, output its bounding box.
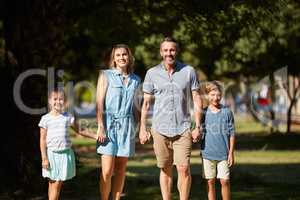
[235,132,300,150]
[60,162,300,200]
[188,132,300,151]
[20,133,300,200]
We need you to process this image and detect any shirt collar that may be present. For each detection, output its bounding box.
[112,68,131,77]
[160,61,182,72]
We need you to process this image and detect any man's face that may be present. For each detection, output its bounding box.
[160,41,177,66]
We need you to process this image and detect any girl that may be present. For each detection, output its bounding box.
[96,44,141,200]
[39,89,97,200]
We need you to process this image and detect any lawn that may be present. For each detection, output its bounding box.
[54,116,300,200]
[59,147,300,200]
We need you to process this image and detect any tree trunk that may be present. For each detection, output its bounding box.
[287,98,295,134]
[285,75,300,134]
[2,0,65,197]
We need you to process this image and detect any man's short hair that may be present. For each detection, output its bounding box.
[160,36,178,49]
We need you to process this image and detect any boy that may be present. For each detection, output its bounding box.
[201,81,235,200]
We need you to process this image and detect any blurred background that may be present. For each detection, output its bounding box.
[1,0,300,199]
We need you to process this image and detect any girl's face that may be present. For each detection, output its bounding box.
[207,89,222,107]
[114,48,129,70]
[49,92,64,113]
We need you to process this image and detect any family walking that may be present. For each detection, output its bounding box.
[38,37,235,200]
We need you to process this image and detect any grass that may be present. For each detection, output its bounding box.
[61,147,300,200]
[12,116,299,200]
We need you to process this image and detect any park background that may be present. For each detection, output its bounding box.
[1,0,300,199]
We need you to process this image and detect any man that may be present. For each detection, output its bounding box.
[139,37,202,200]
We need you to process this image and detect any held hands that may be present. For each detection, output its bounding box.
[228,152,235,167]
[139,129,151,144]
[97,126,107,143]
[191,126,202,143]
[42,158,49,170]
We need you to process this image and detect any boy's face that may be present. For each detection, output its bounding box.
[49,92,64,112]
[208,89,222,107]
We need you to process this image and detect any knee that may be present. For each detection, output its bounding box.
[101,167,113,180]
[207,179,215,186]
[161,166,173,177]
[220,179,230,186]
[176,165,190,177]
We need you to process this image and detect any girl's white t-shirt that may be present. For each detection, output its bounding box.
[39,112,74,152]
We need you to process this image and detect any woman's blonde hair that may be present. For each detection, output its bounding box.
[108,44,135,73]
[205,81,223,95]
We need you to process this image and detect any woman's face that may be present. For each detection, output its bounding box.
[114,48,129,70]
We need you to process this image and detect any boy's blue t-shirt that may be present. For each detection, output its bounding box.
[201,105,235,161]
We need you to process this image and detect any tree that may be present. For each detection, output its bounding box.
[2,0,66,196]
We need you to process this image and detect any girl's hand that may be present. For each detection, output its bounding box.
[228,153,234,167]
[42,158,49,170]
[97,126,106,143]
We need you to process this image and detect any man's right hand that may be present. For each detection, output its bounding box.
[139,129,150,144]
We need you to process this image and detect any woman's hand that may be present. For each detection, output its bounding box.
[97,126,107,143]
[139,129,151,144]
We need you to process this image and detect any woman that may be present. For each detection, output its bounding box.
[96,44,141,200]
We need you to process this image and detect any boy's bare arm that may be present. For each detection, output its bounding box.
[228,136,236,167]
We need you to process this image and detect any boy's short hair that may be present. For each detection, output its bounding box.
[48,88,65,99]
[205,81,223,95]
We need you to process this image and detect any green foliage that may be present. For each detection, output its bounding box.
[2,0,300,196]
[57,0,300,82]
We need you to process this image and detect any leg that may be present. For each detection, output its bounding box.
[173,130,192,200]
[176,165,191,200]
[207,178,216,200]
[112,157,128,200]
[217,160,231,200]
[220,179,230,200]
[48,180,63,200]
[202,159,217,200]
[100,155,115,200]
[151,130,174,200]
[160,166,173,200]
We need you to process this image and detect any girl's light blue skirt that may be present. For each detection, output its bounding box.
[42,148,76,181]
